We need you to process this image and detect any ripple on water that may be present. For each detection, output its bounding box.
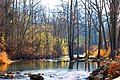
[21,69,90,80]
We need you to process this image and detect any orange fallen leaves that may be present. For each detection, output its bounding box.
[108,61,120,75]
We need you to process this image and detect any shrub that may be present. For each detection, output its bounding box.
[93,48,111,57]
[0,51,11,64]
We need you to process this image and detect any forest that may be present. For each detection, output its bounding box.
[0,0,119,61]
[0,0,120,80]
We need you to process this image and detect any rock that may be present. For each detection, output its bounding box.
[0,73,15,79]
[38,73,41,75]
[37,73,44,75]
[87,74,103,80]
[91,65,106,76]
[7,71,15,74]
[87,75,100,80]
[15,74,27,79]
[41,73,44,75]
[4,74,15,79]
[0,73,6,78]
[0,73,5,78]
[24,73,31,75]
[16,71,21,74]
[50,75,53,77]
[29,74,44,80]
[95,74,103,80]
[91,69,100,76]
[0,72,3,75]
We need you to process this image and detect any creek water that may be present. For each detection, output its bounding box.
[0,56,100,80]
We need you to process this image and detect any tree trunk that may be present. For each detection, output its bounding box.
[69,0,73,60]
[84,0,87,58]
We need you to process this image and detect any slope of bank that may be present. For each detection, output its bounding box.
[88,54,120,80]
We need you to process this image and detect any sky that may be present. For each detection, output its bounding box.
[41,0,62,9]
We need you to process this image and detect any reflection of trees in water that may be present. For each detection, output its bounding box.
[68,61,102,72]
[68,62,74,69]
[84,62,90,72]
[0,63,8,72]
[8,61,70,71]
[0,60,103,72]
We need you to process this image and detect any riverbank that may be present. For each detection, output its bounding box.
[88,54,120,80]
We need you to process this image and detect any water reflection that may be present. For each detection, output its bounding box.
[68,62,74,69]
[0,60,103,73]
[68,61,99,72]
[0,63,8,72]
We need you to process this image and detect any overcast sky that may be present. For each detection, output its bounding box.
[41,0,62,9]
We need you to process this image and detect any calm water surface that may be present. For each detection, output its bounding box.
[0,56,100,80]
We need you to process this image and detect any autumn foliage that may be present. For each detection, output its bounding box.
[0,36,12,64]
[93,48,111,57]
[84,45,111,58]
[108,61,120,75]
[103,60,120,79]
[0,51,11,64]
